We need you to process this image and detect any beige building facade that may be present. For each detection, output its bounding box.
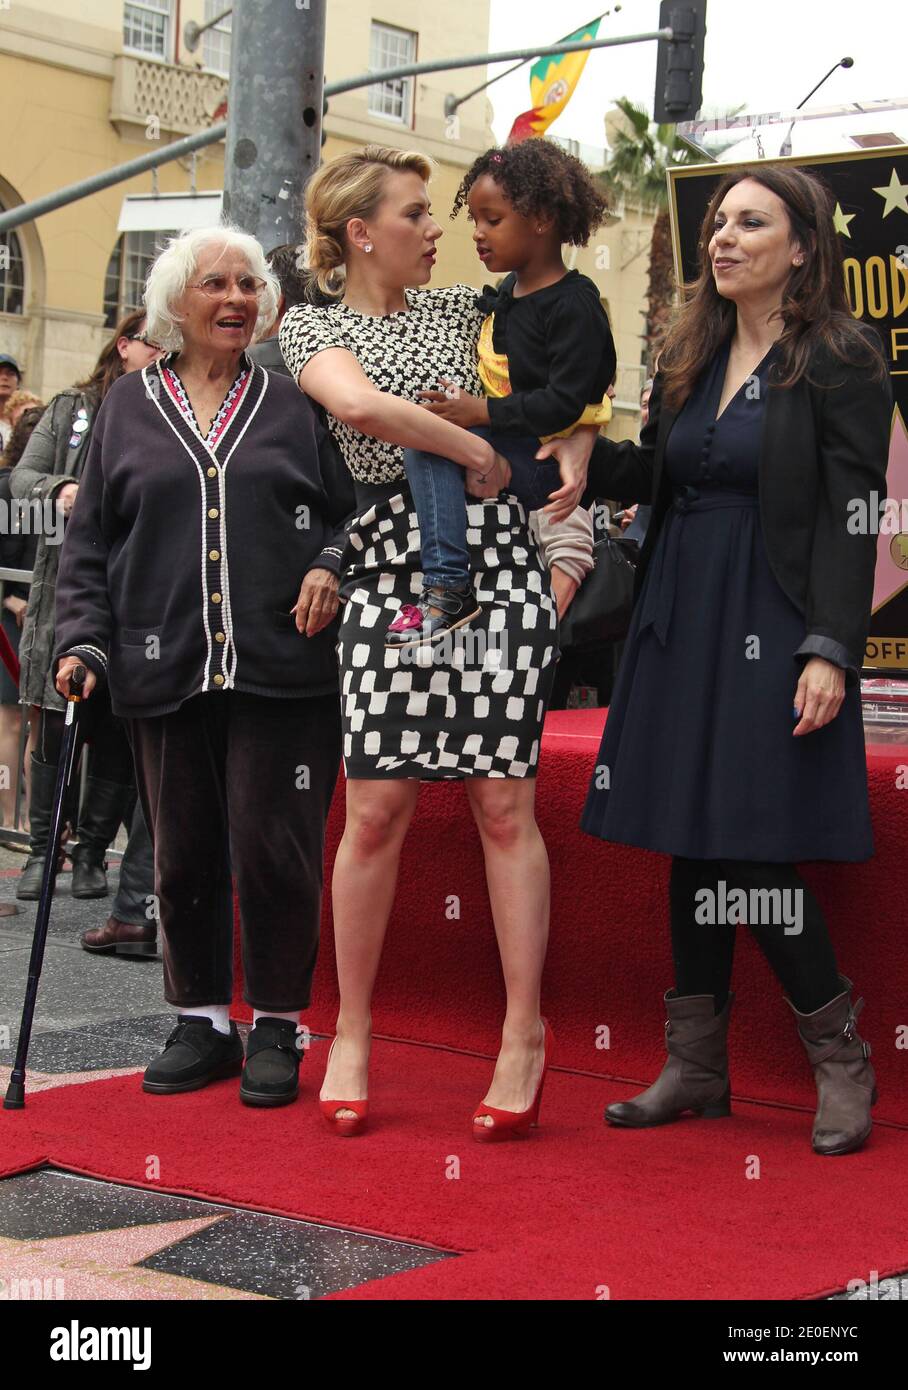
[0,0,495,398]
[569,190,654,440]
[0,0,651,433]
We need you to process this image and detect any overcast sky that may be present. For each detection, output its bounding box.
[484,0,906,153]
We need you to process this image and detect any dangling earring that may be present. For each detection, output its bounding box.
[364,243,373,254]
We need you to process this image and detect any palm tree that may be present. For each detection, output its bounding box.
[600,98,724,366]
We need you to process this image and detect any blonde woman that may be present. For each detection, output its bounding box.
[280,146,588,1140]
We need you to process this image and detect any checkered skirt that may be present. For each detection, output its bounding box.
[337,490,559,780]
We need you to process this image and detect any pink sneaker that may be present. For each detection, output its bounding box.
[384,587,480,649]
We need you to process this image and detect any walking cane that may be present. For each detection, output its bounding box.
[4,664,87,1109]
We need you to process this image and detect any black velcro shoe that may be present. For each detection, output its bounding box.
[239,1017,302,1108]
[143,1016,245,1094]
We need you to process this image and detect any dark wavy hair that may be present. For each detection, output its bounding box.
[451,139,609,246]
[658,166,888,411]
[76,307,148,404]
[266,243,335,309]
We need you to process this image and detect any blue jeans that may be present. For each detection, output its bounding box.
[403,426,561,590]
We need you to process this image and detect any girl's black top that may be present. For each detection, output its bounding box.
[476,269,617,439]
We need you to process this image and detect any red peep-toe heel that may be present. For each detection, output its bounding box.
[319,1037,369,1137]
[472,1018,555,1143]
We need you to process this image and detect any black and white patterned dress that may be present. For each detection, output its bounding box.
[279,284,558,781]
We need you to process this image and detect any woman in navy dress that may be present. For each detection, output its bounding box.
[565,167,891,1155]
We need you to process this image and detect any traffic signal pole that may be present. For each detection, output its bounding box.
[222,0,326,249]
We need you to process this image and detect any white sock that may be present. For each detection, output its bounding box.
[180,1004,231,1035]
[253,1009,300,1028]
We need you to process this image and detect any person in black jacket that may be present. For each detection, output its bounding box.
[247,242,338,377]
[0,405,44,834]
[54,226,355,1108]
[11,313,160,902]
[542,166,892,1156]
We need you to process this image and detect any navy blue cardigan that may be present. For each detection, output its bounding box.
[54,356,355,718]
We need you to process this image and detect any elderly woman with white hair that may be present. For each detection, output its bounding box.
[53,226,355,1106]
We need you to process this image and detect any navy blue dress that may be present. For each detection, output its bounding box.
[580,340,873,863]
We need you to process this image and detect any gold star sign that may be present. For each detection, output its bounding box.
[872,168,908,218]
[833,202,856,237]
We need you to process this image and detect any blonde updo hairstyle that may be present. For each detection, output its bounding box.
[302,145,435,299]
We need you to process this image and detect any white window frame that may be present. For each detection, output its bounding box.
[0,209,25,318]
[368,21,417,126]
[202,0,232,77]
[123,0,174,63]
[104,230,176,328]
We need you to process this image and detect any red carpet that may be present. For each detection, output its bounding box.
[234,710,908,1125]
[3,710,905,1299]
[2,1035,907,1300]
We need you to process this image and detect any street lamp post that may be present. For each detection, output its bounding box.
[779,57,854,156]
[184,6,234,55]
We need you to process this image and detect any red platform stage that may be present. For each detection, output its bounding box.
[233,709,908,1127]
[5,710,906,1302]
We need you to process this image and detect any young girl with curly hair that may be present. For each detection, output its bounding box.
[385,139,617,648]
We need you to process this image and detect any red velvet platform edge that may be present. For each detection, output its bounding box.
[232,710,908,1126]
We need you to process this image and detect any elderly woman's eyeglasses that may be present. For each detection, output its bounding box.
[128,333,163,350]
[189,274,268,299]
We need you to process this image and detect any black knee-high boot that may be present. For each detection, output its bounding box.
[71,777,136,899]
[16,755,64,901]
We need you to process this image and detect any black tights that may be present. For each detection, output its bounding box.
[670,858,843,1016]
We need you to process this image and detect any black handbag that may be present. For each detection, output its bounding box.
[557,534,637,652]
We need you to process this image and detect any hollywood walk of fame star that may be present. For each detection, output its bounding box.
[0,1064,144,1095]
[0,1217,270,1300]
[873,169,908,219]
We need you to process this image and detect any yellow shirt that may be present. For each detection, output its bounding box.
[476,314,612,442]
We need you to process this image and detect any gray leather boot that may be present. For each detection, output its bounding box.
[605,990,733,1127]
[786,976,877,1156]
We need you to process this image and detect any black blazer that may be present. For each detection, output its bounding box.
[587,332,892,682]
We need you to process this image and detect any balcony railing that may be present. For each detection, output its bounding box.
[110,55,228,141]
